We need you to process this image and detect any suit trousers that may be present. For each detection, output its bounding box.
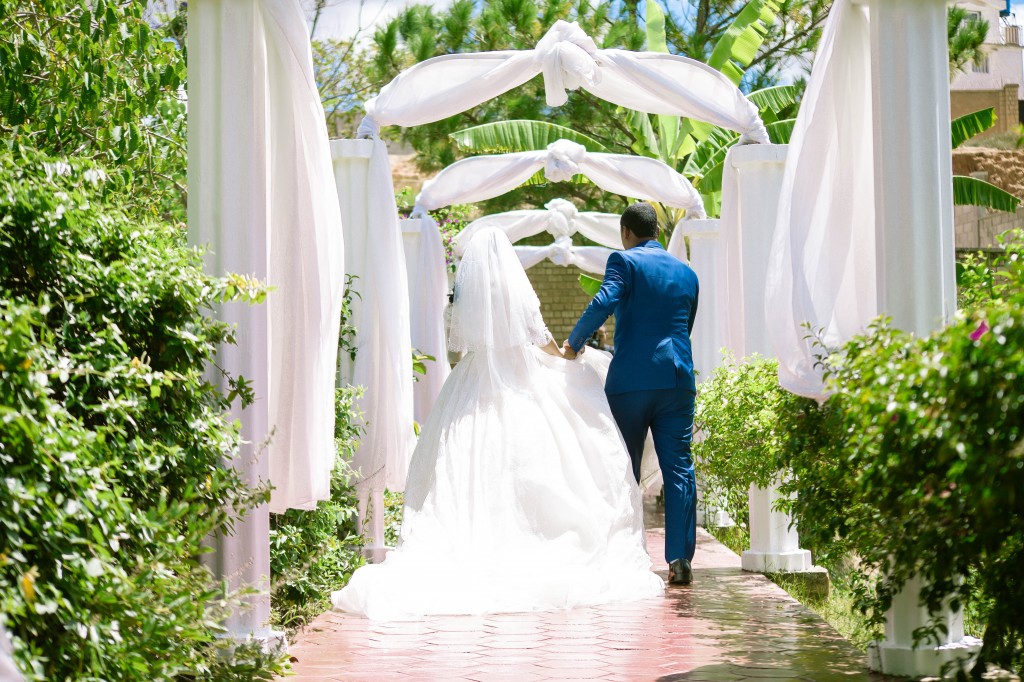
[607,384,696,563]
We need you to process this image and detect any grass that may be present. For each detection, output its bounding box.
[961,128,1024,151]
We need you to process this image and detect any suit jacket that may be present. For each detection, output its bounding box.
[568,240,699,395]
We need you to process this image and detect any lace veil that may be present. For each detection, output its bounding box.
[449,227,551,353]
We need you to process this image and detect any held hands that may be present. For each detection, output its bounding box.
[562,340,581,360]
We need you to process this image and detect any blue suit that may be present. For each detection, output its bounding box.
[568,240,699,563]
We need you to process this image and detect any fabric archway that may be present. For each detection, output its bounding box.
[360,20,769,146]
[415,139,707,219]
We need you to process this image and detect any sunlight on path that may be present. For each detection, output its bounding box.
[283,513,889,681]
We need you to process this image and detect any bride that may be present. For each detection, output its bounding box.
[332,228,663,620]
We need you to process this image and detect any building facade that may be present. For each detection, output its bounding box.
[949,0,1024,135]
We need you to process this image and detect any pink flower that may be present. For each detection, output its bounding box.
[970,321,989,341]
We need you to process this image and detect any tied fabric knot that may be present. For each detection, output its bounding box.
[544,139,587,183]
[549,236,574,266]
[357,115,381,140]
[534,20,601,107]
[544,198,578,238]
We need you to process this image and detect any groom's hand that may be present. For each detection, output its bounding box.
[562,340,578,360]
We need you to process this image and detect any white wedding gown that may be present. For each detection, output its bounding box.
[332,228,663,620]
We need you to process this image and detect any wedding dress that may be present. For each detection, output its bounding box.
[332,228,663,620]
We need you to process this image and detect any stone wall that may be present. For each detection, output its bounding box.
[953,148,1024,248]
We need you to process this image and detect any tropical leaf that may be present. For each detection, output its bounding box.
[953,175,1022,212]
[579,273,603,297]
[748,85,801,117]
[684,126,740,179]
[951,107,996,149]
[645,0,678,158]
[765,118,796,145]
[449,120,609,153]
[708,0,779,85]
[626,109,661,159]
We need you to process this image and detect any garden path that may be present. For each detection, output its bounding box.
[282,505,889,682]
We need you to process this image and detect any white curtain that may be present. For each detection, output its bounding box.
[189,0,344,515]
[362,20,768,145]
[765,0,876,399]
[416,140,706,218]
[260,0,346,513]
[455,198,623,256]
[344,141,417,493]
[405,215,453,426]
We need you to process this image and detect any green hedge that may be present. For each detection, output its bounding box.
[0,148,285,680]
[696,230,1024,674]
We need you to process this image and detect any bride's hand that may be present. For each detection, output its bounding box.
[562,341,579,360]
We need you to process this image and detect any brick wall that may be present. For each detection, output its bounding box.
[525,257,616,347]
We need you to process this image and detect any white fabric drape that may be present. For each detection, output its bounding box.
[455,198,623,257]
[260,0,346,512]
[346,141,417,492]
[765,0,876,399]
[514,238,615,275]
[416,140,706,219]
[405,215,453,426]
[362,20,768,145]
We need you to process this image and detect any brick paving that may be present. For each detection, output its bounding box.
[283,510,887,682]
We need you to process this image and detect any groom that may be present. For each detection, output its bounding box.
[564,202,699,586]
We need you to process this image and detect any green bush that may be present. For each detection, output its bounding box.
[0,148,285,680]
[693,353,802,532]
[697,230,1024,672]
[270,387,365,631]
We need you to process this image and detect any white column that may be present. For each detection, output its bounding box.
[187,0,281,646]
[741,483,811,572]
[722,145,813,573]
[669,221,734,529]
[870,0,957,336]
[867,0,979,674]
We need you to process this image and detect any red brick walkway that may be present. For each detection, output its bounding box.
[283,521,886,681]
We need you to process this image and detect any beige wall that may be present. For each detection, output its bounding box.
[950,84,1021,136]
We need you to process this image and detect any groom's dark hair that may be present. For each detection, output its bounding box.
[621,202,659,239]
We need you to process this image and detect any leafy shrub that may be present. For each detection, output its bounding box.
[697,230,1024,672]
[693,353,803,531]
[0,148,285,680]
[270,387,365,631]
[0,0,188,221]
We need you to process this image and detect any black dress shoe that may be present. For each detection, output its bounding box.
[668,558,692,586]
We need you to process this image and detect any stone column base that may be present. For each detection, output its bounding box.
[868,637,982,678]
[741,548,812,573]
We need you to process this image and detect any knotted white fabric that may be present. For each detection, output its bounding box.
[454,199,623,257]
[765,0,876,399]
[416,140,707,219]
[514,237,615,275]
[363,20,768,144]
